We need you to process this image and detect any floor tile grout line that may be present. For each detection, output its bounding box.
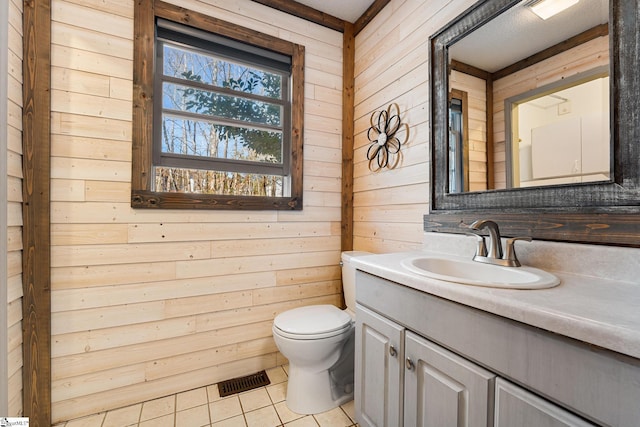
[60,365,360,427]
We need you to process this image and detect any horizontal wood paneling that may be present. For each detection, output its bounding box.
[352,0,477,254]
[51,242,212,267]
[174,250,339,280]
[50,134,132,161]
[52,273,274,313]
[49,0,344,422]
[52,1,133,38]
[52,354,277,422]
[5,0,23,417]
[127,223,338,243]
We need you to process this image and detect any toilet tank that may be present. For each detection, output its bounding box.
[341,251,370,314]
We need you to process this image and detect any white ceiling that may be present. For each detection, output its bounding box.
[292,0,608,73]
[294,0,376,23]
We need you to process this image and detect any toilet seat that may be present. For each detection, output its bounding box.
[273,305,352,340]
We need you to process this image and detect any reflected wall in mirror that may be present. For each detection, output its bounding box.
[427,0,640,246]
[447,0,609,193]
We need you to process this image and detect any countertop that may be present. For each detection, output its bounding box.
[352,250,640,360]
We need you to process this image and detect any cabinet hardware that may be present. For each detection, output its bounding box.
[405,357,414,371]
[389,345,397,357]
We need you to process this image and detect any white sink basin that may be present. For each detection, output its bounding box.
[401,255,560,289]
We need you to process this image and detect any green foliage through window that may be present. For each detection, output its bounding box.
[154,21,292,196]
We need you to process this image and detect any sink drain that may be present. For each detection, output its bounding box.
[217,370,271,397]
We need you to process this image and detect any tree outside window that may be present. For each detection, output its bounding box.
[132,2,304,210]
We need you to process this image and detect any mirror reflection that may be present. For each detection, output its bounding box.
[447,0,609,193]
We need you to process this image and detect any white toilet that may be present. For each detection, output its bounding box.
[272,251,369,415]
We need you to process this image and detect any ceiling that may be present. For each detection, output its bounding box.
[290,0,607,70]
[294,0,377,23]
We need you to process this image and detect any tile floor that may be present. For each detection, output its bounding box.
[53,365,358,427]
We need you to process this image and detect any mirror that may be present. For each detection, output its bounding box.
[427,0,640,246]
[447,0,609,193]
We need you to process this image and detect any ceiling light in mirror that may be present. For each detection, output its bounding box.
[529,0,580,20]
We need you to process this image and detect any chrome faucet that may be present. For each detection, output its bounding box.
[469,219,503,259]
[468,219,531,267]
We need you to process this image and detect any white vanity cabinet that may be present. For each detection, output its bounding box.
[356,304,495,427]
[354,305,404,427]
[354,270,639,426]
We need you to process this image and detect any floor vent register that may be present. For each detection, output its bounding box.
[217,370,271,397]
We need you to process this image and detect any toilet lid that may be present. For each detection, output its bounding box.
[273,305,352,336]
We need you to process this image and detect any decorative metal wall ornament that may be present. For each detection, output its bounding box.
[366,103,409,171]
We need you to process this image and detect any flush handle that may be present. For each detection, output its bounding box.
[405,357,415,371]
[389,345,397,357]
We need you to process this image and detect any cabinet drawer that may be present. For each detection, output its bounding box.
[495,378,596,427]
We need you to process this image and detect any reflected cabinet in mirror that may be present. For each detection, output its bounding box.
[426,0,640,246]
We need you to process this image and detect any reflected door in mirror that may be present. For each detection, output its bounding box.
[509,72,610,188]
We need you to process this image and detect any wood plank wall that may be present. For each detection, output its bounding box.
[20,0,605,421]
[352,0,476,253]
[492,36,609,189]
[48,0,344,422]
[6,0,24,417]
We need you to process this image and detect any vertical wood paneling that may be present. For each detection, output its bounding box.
[22,0,52,424]
[342,23,355,252]
[46,0,345,422]
[131,0,153,194]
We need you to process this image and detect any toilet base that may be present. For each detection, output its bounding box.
[285,363,354,415]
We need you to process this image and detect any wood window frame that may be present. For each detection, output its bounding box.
[449,88,470,193]
[132,0,305,210]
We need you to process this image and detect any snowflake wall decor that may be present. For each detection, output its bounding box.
[366,103,408,171]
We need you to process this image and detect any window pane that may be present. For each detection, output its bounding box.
[163,82,282,127]
[163,44,283,99]
[161,115,284,163]
[154,166,284,197]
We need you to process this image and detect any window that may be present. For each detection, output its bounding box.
[448,89,469,193]
[132,1,304,210]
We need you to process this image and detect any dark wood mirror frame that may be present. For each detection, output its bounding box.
[425,0,640,247]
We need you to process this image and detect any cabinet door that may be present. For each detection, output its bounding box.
[355,304,404,427]
[404,331,495,427]
[494,378,596,427]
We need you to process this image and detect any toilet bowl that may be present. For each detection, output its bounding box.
[272,251,370,415]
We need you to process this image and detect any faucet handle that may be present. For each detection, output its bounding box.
[465,231,487,257]
[503,237,532,267]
